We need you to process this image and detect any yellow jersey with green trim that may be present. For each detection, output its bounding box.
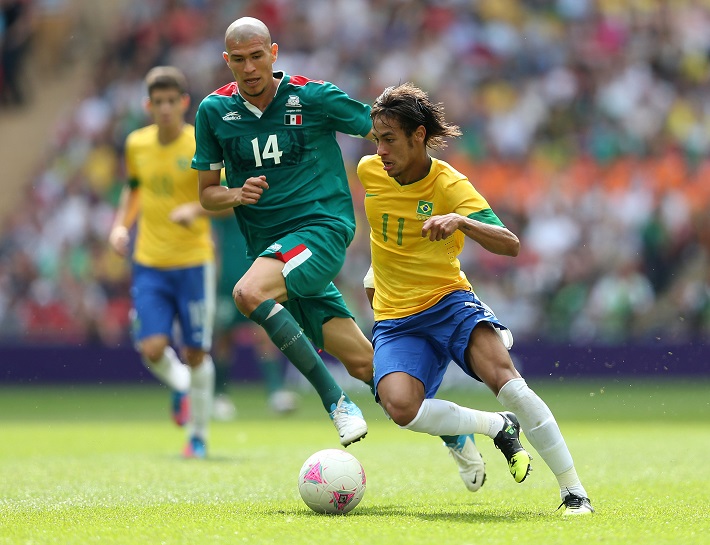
[357,154,504,321]
[125,124,213,268]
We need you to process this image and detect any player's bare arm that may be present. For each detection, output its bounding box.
[198,170,269,210]
[198,169,234,211]
[422,213,520,256]
[109,186,140,257]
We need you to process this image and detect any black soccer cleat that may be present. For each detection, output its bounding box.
[559,493,595,515]
[493,411,532,483]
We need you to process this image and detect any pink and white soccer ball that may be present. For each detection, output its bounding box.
[297,449,366,514]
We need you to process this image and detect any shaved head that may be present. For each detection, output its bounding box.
[225,17,271,48]
[222,16,279,108]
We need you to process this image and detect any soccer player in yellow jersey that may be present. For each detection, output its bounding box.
[357,83,594,515]
[109,66,215,459]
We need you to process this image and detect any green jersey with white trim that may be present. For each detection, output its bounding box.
[192,72,371,258]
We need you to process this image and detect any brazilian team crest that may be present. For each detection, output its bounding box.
[416,200,433,219]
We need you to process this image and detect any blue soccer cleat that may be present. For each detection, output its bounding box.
[183,435,206,459]
[329,394,368,447]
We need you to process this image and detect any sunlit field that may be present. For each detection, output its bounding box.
[1,378,708,545]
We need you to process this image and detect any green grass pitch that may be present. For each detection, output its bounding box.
[1,378,709,545]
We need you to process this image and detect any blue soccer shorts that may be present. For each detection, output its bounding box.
[371,290,511,398]
[131,261,215,351]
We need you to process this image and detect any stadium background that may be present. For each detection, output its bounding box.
[1,0,708,383]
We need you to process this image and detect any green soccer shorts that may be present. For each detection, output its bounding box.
[259,224,355,348]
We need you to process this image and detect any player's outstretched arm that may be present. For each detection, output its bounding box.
[422,213,519,257]
[459,216,519,256]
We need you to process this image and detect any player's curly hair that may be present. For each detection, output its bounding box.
[370,82,462,150]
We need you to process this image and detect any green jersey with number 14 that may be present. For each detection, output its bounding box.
[192,72,372,258]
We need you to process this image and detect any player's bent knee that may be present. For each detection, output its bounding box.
[233,278,276,317]
[141,339,168,363]
[232,283,257,315]
[381,398,418,427]
[184,348,206,367]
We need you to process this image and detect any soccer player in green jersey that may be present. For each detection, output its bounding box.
[109,66,215,459]
[358,83,594,515]
[192,17,374,446]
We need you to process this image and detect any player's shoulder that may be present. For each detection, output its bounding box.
[182,123,195,137]
[198,82,238,109]
[287,74,326,87]
[210,81,238,98]
[284,73,341,98]
[432,158,468,184]
[126,124,158,148]
[357,153,382,172]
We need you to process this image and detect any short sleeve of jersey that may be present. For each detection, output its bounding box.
[469,208,504,227]
[320,82,372,137]
[124,132,140,188]
[192,98,225,171]
[446,176,505,227]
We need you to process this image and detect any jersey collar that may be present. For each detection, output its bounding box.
[239,71,286,118]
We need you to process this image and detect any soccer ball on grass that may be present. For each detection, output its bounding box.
[297,448,366,514]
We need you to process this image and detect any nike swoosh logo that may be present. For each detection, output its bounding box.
[471,474,477,484]
[365,193,378,197]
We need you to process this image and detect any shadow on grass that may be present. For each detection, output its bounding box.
[160,454,255,464]
[255,504,543,522]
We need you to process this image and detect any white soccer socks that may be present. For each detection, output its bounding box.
[497,378,587,499]
[142,345,190,393]
[189,356,215,440]
[402,398,505,438]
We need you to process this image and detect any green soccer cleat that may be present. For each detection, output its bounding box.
[493,412,532,483]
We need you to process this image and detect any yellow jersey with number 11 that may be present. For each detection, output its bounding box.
[357,154,504,321]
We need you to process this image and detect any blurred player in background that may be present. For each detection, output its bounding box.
[109,66,215,459]
[193,17,375,447]
[211,214,298,419]
[358,83,593,515]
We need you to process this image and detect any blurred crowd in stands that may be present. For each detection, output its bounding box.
[0,0,33,108]
[1,0,76,107]
[1,0,709,348]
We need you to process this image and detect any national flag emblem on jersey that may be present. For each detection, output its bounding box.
[416,200,434,218]
[284,114,303,125]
